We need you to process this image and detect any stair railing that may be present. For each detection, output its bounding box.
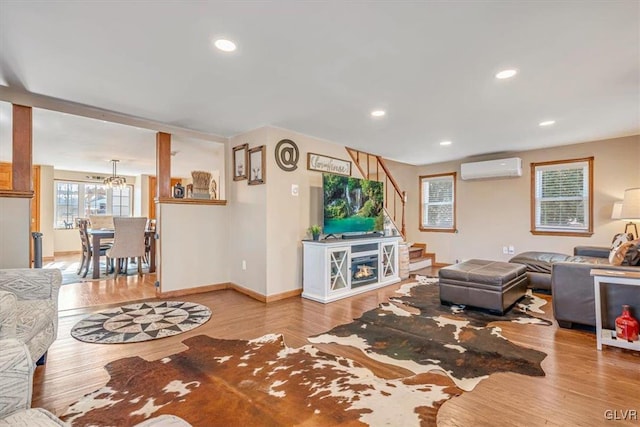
[345,147,406,239]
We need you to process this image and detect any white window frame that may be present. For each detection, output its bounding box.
[419,172,456,232]
[531,157,593,236]
[53,180,134,229]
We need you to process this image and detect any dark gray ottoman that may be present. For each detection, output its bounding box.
[439,259,528,314]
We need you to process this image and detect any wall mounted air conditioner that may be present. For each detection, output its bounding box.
[460,157,522,180]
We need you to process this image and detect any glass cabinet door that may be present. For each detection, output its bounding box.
[329,247,349,292]
[381,243,397,278]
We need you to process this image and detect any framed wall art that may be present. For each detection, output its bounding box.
[248,145,266,185]
[232,144,248,181]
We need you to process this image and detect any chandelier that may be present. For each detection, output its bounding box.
[103,159,127,189]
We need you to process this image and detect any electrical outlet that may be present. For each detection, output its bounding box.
[508,245,515,255]
[502,246,508,254]
[242,260,247,270]
[291,184,299,196]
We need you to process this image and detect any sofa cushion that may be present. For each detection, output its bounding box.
[0,408,66,426]
[15,300,57,363]
[509,251,573,274]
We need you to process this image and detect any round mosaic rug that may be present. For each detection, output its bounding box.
[71,301,211,344]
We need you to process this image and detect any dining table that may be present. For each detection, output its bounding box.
[87,229,156,279]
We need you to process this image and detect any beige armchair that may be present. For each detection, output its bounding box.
[0,268,61,365]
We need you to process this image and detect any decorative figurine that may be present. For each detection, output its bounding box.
[173,183,185,198]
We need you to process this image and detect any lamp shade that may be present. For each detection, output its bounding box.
[611,201,623,219]
[620,187,640,219]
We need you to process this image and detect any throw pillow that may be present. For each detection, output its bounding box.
[609,233,635,265]
[610,233,634,250]
[609,241,636,266]
[624,239,640,266]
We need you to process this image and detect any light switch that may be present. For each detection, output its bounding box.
[291,184,299,196]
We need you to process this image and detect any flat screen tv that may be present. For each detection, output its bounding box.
[323,173,384,235]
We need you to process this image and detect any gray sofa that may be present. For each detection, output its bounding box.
[510,246,640,329]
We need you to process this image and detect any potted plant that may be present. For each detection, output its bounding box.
[308,224,322,241]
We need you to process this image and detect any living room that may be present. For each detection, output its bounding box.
[1,2,639,426]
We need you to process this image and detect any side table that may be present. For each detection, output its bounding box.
[590,269,640,352]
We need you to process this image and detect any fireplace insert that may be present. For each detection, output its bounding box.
[351,254,379,287]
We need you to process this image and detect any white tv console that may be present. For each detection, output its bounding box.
[302,235,401,303]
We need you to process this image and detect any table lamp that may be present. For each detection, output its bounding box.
[620,187,640,239]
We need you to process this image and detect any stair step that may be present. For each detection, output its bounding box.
[409,257,432,271]
[408,243,427,260]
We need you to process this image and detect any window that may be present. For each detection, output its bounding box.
[419,172,456,232]
[54,181,133,228]
[531,157,593,236]
[55,182,79,229]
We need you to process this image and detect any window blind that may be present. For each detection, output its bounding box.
[534,161,589,231]
[421,175,454,229]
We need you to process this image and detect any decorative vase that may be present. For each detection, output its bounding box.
[312,233,319,241]
[615,305,639,342]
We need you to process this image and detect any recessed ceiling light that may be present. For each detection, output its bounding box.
[439,141,452,146]
[495,69,517,79]
[214,39,237,52]
[539,120,556,127]
[371,110,386,117]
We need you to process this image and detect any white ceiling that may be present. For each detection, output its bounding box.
[0,1,638,167]
[0,101,224,177]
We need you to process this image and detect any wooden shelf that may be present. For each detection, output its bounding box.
[156,197,227,206]
[599,329,640,351]
[591,269,640,352]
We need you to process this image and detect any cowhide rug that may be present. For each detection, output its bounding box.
[310,277,551,392]
[61,334,460,427]
[62,279,550,427]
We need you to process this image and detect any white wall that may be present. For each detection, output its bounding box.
[0,197,31,268]
[227,126,364,297]
[410,135,640,264]
[157,202,230,292]
[134,174,143,217]
[227,127,269,295]
[39,165,55,257]
[264,127,359,296]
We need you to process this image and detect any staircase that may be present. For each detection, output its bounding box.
[407,243,435,272]
[345,148,436,273]
[345,147,406,238]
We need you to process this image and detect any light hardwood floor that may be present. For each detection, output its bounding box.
[36,264,640,426]
[50,253,157,312]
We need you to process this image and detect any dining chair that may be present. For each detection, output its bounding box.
[77,219,112,278]
[107,217,148,279]
[89,214,115,244]
[144,219,157,266]
[88,214,114,230]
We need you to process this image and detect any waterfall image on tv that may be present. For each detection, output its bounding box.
[323,174,384,235]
